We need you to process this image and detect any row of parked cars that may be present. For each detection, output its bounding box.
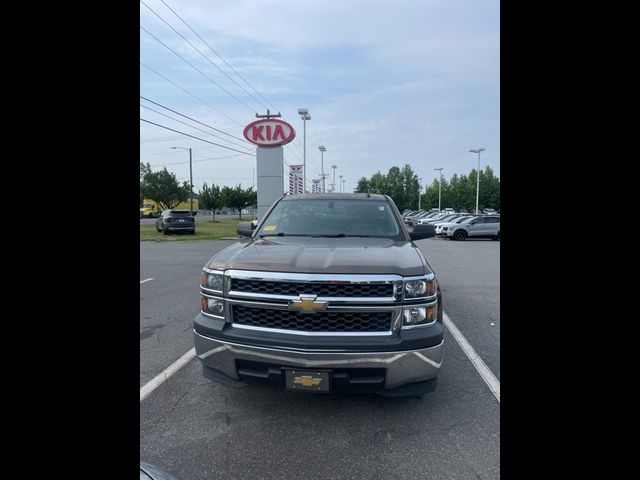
[403,209,500,241]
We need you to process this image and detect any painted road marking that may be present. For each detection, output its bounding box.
[443,312,500,402]
[140,348,196,402]
[140,278,155,284]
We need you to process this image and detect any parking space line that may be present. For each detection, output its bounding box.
[140,348,196,402]
[140,278,155,284]
[443,312,500,402]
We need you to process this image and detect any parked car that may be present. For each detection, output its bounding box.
[417,213,460,225]
[140,462,181,480]
[155,209,196,235]
[445,215,500,241]
[483,208,497,215]
[435,216,474,235]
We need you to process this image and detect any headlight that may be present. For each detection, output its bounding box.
[404,278,437,298]
[200,296,224,317]
[402,303,437,326]
[200,271,224,291]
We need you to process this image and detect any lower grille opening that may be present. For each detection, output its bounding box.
[236,359,386,392]
[232,305,392,332]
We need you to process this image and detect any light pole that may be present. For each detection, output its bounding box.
[342,178,346,193]
[434,167,443,211]
[297,108,311,193]
[469,148,485,214]
[331,165,337,192]
[170,146,193,213]
[339,175,343,192]
[418,177,422,210]
[318,146,326,193]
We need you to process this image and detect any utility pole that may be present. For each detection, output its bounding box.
[189,147,193,213]
[318,146,326,192]
[434,167,444,211]
[339,175,343,192]
[298,108,310,192]
[331,165,337,192]
[469,148,485,214]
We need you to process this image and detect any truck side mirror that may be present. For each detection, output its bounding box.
[237,221,255,237]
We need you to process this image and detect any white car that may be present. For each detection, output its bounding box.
[434,216,474,235]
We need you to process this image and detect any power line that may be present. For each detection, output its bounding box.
[157,0,279,112]
[140,95,248,143]
[147,153,244,168]
[140,118,255,156]
[140,0,269,112]
[140,25,257,114]
[139,102,253,152]
[140,62,242,127]
[140,104,254,153]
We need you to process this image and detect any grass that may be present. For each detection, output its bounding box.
[140,214,256,241]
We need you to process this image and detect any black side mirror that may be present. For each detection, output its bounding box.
[409,223,435,241]
[237,221,255,237]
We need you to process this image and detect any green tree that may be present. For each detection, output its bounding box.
[368,171,387,194]
[199,182,224,222]
[354,177,370,193]
[140,162,152,207]
[140,167,190,210]
[222,184,255,220]
[401,164,420,211]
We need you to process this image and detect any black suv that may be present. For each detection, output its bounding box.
[156,209,195,235]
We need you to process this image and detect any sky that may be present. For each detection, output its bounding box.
[140,0,500,194]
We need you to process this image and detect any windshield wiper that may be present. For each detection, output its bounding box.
[259,232,318,238]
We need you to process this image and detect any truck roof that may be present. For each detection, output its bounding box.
[280,193,388,202]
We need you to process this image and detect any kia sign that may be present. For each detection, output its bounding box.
[243,119,296,147]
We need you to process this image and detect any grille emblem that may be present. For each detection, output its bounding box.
[288,295,328,313]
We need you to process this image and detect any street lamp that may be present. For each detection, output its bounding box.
[331,165,337,192]
[297,108,311,193]
[170,146,193,213]
[318,145,326,193]
[434,168,444,211]
[418,177,423,210]
[342,178,346,193]
[339,174,343,192]
[469,148,486,214]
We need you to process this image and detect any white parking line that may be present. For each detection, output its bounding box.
[140,278,154,284]
[140,348,196,402]
[443,312,500,402]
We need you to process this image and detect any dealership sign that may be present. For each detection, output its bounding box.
[243,119,296,147]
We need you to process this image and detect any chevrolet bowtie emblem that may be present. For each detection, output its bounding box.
[288,295,328,313]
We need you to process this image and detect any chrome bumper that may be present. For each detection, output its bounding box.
[194,331,443,390]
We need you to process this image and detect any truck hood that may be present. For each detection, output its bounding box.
[207,237,429,276]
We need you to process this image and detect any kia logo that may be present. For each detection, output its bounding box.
[243,119,296,147]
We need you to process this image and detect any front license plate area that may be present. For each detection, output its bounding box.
[285,369,330,392]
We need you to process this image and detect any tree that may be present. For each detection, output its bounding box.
[368,171,387,194]
[140,162,152,207]
[354,177,370,193]
[199,182,224,222]
[222,184,255,220]
[140,167,190,210]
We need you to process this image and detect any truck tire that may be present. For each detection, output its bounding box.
[493,231,500,241]
[453,230,467,241]
[163,228,169,235]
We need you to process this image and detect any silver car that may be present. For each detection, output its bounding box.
[444,215,500,241]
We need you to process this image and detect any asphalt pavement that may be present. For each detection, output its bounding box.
[140,237,500,479]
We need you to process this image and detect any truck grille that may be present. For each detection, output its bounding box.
[230,279,393,297]
[232,305,392,332]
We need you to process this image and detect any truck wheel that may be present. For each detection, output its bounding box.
[453,230,467,241]
[493,232,500,241]
[163,228,169,235]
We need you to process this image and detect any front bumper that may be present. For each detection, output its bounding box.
[194,330,443,392]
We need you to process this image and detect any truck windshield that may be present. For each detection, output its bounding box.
[258,199,404,240]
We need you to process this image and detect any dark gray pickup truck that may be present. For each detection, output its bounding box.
[194,193,443,396]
